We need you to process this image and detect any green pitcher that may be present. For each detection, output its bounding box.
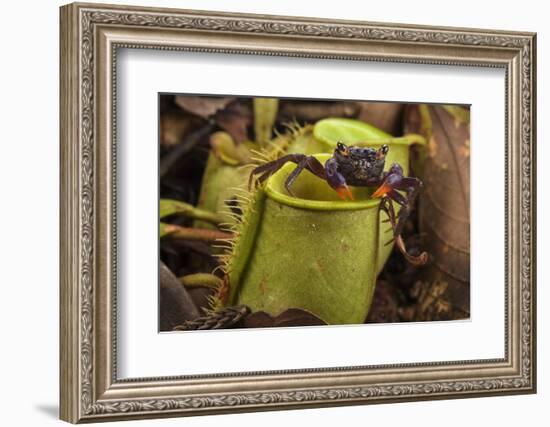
[226,154,381,325]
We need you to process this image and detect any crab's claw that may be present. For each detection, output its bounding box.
[325,158,354,201]
[372,164,404,199]
[336,185,354,201]
[372,182,392,198]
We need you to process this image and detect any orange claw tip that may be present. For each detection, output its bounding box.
[336,185,354,201]
[372,183,391,198]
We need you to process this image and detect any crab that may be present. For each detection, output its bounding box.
[249,142,428,265]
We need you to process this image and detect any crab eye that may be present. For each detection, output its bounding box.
[376,144,389,159]
[336,142,349,155]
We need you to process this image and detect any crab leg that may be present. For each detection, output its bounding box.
[380,197,398,241]
[249,154,326,196]
[393,177,423,237]
[372,165,423,235]
[374,164,427,265]
[379,197,427,266]
[284,156,326,196]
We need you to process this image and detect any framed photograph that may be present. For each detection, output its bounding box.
[60,2,536,423]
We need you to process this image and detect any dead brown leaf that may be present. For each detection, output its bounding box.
[214,101,252,143]
[175,95,234,119]
[356,102,404,135]
[404,105,471,317]
[365,280,400,323]
[241,308,326,328]
[159,261,200,331]
[160,109,202,147]
[278,100,359,122]
[400,280,452,322]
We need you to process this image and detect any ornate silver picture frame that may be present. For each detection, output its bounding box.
[60,2,536,423]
